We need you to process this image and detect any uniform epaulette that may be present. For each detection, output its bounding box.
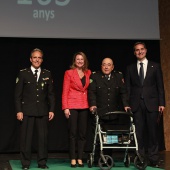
[114,70,122,74]
[43,69,50,72]
[20,68,27,72]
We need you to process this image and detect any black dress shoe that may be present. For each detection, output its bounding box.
[71,164,77,168]
[78,163,84,167]
[22,165,29,170]
[38,165,49,169]
[149,161,160,168]
[150,163,160,168]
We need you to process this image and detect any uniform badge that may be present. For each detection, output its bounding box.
[16,77,19,83]
[41,82,44,90]
[90,79,93,83]
[42,77,49,80]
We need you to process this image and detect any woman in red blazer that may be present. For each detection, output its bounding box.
[62,52,91,167]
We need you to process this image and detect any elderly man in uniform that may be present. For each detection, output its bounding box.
[88,57,129,115]
[15,48,55,169]
[88,57,130,164]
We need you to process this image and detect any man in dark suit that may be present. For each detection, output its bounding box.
[125,42,165,168]
[15,48,55,169]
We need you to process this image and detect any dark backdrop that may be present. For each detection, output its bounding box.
[0,38,165,153]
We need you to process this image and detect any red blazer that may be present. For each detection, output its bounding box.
[62,68,91,110]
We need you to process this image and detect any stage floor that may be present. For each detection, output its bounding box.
[0,151,169,169]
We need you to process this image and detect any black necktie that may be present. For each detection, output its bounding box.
[105,75,110,81]
[34,69,38,81]
[139,63,144,85]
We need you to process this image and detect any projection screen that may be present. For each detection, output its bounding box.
[0,0,160,39]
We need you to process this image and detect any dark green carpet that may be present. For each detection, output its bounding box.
[9,159,163,170]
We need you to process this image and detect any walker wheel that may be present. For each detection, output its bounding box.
[124,154,130,167]
[98,155,114,170]
[134,155,147,170]
[87,153,93,168]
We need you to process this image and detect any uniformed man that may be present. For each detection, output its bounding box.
[88,58,130,165]
[15,48,55,169]
[88,57,129,115]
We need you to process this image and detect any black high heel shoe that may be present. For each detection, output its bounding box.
[77,160,84,167]
[71,159,77,168]
[78,163,84,167]
[71,164,77,168]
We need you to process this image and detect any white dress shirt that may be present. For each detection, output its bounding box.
[31,66,41,81]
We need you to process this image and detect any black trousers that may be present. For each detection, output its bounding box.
[20,115,49,166]
[134,99,159,163]
[68,109,88,160]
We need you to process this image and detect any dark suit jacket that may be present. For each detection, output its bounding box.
[88,70,129,117]
[15,68,55,116]
[125,61,165,112]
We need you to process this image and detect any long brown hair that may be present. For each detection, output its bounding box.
[70,52,89,71]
